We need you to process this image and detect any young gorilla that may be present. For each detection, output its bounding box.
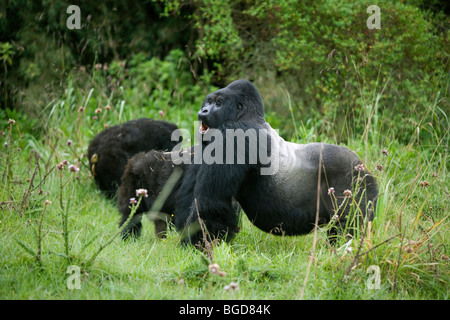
[118,148,242,240]
[173,79,378,245]
[87,118,179,198]
[118,150,187,239]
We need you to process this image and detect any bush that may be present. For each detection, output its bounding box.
[163,0,449,144]
[1,0,448,147]
[0,0,193,113]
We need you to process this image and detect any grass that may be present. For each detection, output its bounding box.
[0,64,448,300]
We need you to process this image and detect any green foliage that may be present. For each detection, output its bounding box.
[0,0,193,112]
[2,0,448,147]
[0,0,448,300]
[0,42,15,67]
[0,50,448,299]
[163,0,449,145]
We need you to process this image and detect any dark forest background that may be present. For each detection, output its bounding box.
[0,0,448,145]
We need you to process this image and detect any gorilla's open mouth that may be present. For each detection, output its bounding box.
[199,122,209,134]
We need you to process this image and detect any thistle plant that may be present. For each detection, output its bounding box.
[83,189,148,268]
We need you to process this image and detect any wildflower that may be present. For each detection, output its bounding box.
[431,172,438,178]
[78,106,85,113]
[129,198,137,205]
[95,107,102,114]
[376,164,383,171]
[419,180,430,188]
[44,200,52,206]
[209,263,219,273]
[404,240,418,254]
[3,142,7,148]
[95,63,102,70]
[92,116,98,120]
[224,282,239,291]
[135,188,148,198]
[354,164,365,172]
[381,149,389,157]
[66,139,73,146]
[104,105,112,111]
[8,119,15,125]
[328,187,335,196]
[209,263,226,277]
[333,214,339,221]
[56,161,68,171]
[17,147,22,152]
[68,164,80,173]
[159,110,166,117]
[343,189,353,198]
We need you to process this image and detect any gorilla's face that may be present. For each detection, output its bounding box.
[197,80,266,134]
[197,90,240,134]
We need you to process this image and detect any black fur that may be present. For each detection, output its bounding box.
[118,147,242,240]
[173,80,378,245]
[118,150,187,239]
[118,80,378,246]
[87,118,179,198]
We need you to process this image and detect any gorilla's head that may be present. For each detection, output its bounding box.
[198,80,265,134]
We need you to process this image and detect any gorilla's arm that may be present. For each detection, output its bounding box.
[174,122,261,245]
[197,163,248,239]
[174,162,248,245]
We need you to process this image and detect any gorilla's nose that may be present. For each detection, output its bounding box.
[198,107,209,121]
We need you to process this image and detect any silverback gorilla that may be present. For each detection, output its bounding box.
[119,80,378,245]
[88,118,179,198]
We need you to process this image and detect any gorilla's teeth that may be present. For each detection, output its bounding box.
[199,123,209,134]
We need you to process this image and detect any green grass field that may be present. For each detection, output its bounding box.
[0,68,448,300]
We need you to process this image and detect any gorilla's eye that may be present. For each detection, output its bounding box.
[216,100,222,107]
